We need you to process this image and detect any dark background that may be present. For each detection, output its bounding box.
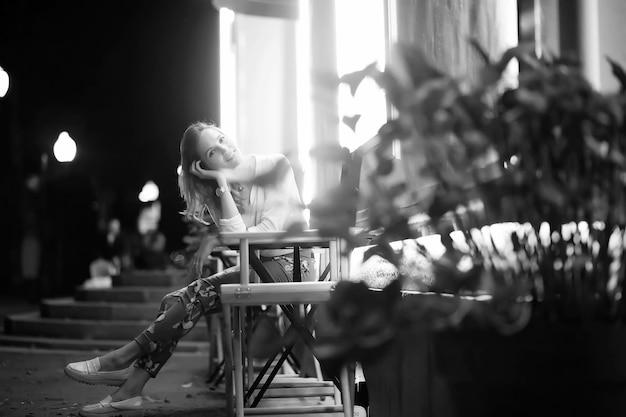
[0,0,220,295]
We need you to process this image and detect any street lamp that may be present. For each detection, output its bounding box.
[138,180,159,203]
[0,66,9,98]
[53,131,77,162]
[39,130,78,297]
[136,181,166,270]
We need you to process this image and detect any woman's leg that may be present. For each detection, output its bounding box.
[96,254,315,373]
[91,266,242,399]
[108,366,151,402]
[77,254,314,408]
[91,284,204,374]
[131,267,240,377]
[95,341,144,371]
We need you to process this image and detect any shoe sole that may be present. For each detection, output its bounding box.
[79,409,144,417]
[64,366,127,387]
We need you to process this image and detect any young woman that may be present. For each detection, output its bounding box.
[64,121,313,417]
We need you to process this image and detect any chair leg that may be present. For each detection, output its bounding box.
[245,306,254,393]
[222,306,234,417]
[340,363,355,417]
[232,306,245,417]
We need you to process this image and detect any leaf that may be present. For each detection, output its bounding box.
[460,130,491,156]
[583,134,610,159]
[375,157,394,176]
[342,114,361,132]
[309,184,359,212]
[472,42,538,89]
[377,119,412,141]
[382,217,417,242]
[469,37,492,65]
[373,69,409,110]
[339,62,379,96]
[494,43,538,74]
[396,43,444,88]
[429,250,483,293]
[606,56,626,93]
[513,88,549,112]
[427,188,467,219]
[536,180,568,208]
[362,241,400,267]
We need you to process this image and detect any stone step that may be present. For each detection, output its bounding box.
[255,396,338,408]
[243,405,345,416]
[260,384,336,398]
[0,333,210,354]
[112,268,190,287]
[41,297,161,320]
[74,286,180,303]
[5,311,209,341]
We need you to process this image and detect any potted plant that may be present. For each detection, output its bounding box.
[309,42,626,417]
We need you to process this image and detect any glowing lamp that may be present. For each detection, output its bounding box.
[0,66,9,98]
[139,180,160,203]
[53,131,77,162]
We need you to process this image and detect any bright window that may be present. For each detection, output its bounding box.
[219,7,237,137]
[335,0,388,152]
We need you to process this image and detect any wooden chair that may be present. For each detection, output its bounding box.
[220,230,355,417]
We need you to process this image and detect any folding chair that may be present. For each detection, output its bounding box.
[220,230,355,417]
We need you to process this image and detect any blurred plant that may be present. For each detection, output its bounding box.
[311,41,626,363]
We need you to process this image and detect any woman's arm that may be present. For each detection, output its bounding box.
[192,154,291,186]
[190,161,239,220]
[193,154,299,233]
[188,231,220,278]
[221,156,303,233]
[219,204,289,233]
[223,154,290,185]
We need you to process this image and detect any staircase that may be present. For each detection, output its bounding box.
[0,269,211,354]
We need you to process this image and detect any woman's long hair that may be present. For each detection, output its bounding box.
[178,121,244,225]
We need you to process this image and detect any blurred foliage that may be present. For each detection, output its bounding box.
[311,42,626,363]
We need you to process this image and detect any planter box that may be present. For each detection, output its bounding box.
[362,318,626,417]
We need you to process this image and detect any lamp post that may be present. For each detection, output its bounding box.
[39,131,77,297]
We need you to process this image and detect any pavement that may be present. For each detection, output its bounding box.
[0,294,228,417]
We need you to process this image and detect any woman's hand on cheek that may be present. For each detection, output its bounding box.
[191,161,227,185]
[190,160,208,178]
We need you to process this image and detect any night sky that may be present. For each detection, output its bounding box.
[0,0,220,292]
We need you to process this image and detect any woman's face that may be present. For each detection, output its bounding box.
[196,126,242,170]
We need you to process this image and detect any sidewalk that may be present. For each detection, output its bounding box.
[0,293,227,417]
[0,346,227,417]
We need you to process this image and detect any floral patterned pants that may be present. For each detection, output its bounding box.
[133,254,312,377]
